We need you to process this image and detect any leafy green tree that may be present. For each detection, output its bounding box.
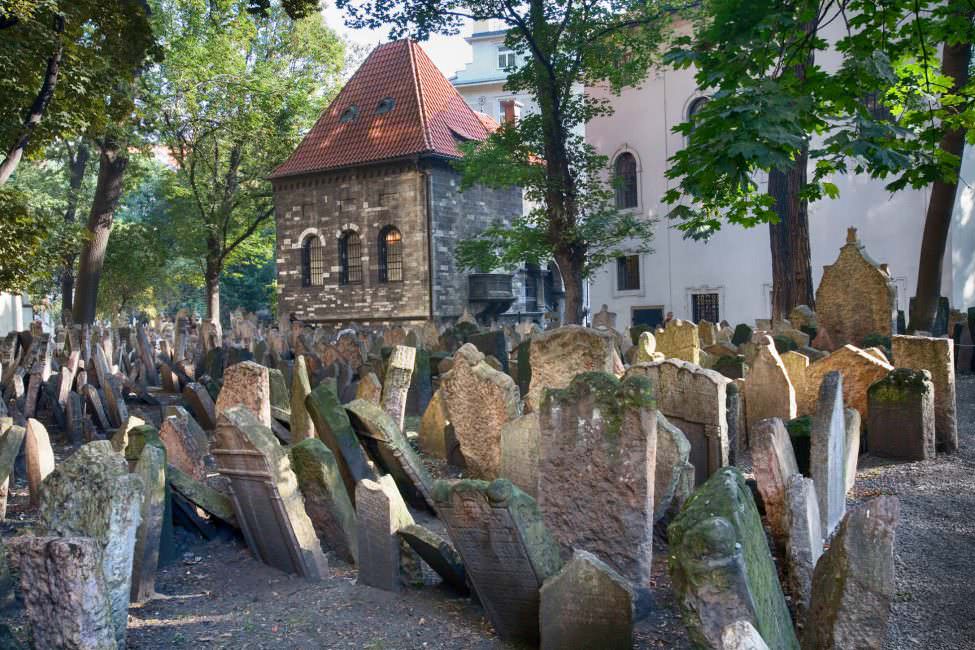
[664,0,975,327]
[147,0,345,321]
[337,0,680,323]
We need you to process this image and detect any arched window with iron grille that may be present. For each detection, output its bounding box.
[613,152,638,209]
[378,226,403,283]
[301,235,324,287]
[338,230,362,285]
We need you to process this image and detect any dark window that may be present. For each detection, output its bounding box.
[692,292,720,323]
[301,235,324,287]
[339,105,358,123]
[376,97,395,114]
[616,255,640,291]
[339,230,362,285]
[524,263,540,312]
[632,307,664,329]
[378,226,403,282]
[614,152,638,209]
[687,97,709,144]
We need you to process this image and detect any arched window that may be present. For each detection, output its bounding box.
[301,235,324,287]
[686,96,709,144]
[614,152,638,209]
[378,226,403,283]
[338,230,362,285]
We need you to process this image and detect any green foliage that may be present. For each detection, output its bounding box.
[663,0,975,238]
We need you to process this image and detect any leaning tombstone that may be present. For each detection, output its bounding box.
[538,372,656,587]
[212,406,328,579]
[418,389,449,459]
[396,523,468,594]
[668,467,799,650]
[722,621,771,650]
[159,413,208,482]
[216,360,271,427]
[749,418,799,543]
[655,412,694,522]
[433,478,562,646]
[290,355,315,442]
[380,345,415,431]
[810,371,846,536]
[24,418,54,507]
[499,412,541,498]
[182,382,217,430]
[891,334,958,452]
[267,367,291,424]
[527,326,617,411]
[784,474,822,621]
[802,497,899,650]
[539,549,635,650]
[131,444,166,603]
[0,425,25,520]
[867,368,936,460]
[37,441,143,646]
[745,335,797,432]
[290,438,357,564]
[305,379,376,502]
[8,536,117,649]
[355,475,415,592]
[843,408,860,493]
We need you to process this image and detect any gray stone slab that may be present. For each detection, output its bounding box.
[290,438,357,564]
[355,475,414,592]
[131,444,166,603]
[397,523,468,594]
[811,371,846,536]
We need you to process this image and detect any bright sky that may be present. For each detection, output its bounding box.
[322,5,473,78]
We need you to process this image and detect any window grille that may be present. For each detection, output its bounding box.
[339,231,362,285]
[378,226,403,282]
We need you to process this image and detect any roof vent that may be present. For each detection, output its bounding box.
[339,105,358,123]
[376,97,395,114]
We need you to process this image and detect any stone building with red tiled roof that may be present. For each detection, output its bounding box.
[271,40,524,325]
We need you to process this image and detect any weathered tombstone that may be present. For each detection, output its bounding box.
[396,524,468,593]
[810,371,846,536]
[212,406,327,579]
[539,372,656,586]
[539,549,634,650]
[267,367,291,423]
[355,475,414,592]
[290,438,357,564]
[440,343,521,479]
[380,345,415,431]
[159,413,208,481]
[698,320,719,347]
[216,361,271,427]
[24,418,54,507]
[131,444,166,603]
[499,412,540,498]
[802,497,899,650]
[814,228,897,350]
[784,474,822,620]
[0,425,25,520]
[655,319,701,364]
[65,390,84,442]
[527,326,617,411]
[305,379,376,502]
[635,330,664,363]
[591,304,618,332]
[891,334,957,452]
[418,389,449,459]
[468,330,510,373]
[800,344,893,422]
[37,441,143,646]
[166,465,238,529]
[625,359,730,485]
[159,362,180,393]
[8,536,117,649]
[289,355,315,442]
[722,621,771,650]
[780,350,809,404]
[668,467,799,650]
[355,371,382,404]
[843,407,860,493]
[745,335,797,432]
[183,382,217,430]
[433,479,562,645]
[867,368,936,460]
[82,384,112,431]
[655,412,694,521]
[750,417,799,543]
[93,344,128,428]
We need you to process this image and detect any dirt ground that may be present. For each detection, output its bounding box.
[0,375,972,649]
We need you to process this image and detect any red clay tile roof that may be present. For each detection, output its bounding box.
[271,40,492,179]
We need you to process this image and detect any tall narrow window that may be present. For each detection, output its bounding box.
[498,48,516,70]
[616,255,640,291]
[692,292,720,323]
[339,230,362,285]
[301,235,324,287]
[378,226,403,283]
[614,152,638,209]
[686,97,709,145]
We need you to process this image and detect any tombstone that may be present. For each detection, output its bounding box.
[539,549,634,650]
[24,368,42,419]
[538,372,656,586]
[800,344,893,422]
[655,412,694,522]
[7,536,117,649]
[0,425,25,520]
[499,412,541,499]
[345,399,434,510]
[290,438,357,564]
[440,344,521,479]
[24,418,54,507]
[289,355,315,442]
[668,467,799,650]
[159,413,208,482]
[418,389,449,459]
[433,479,562,645]
[810,371,846,536]
[131,444,166,603]
[909,296,950,337]
[780,350,809,404]
[216,361,271,427]
[37,441,143,646]
[212,406,328,579]
[305,380,376,503]
[355,371,383,404]
[625,359,730,485]
[267,367,291,423]
[528,326,617,411]
[750,418,799,543]
[842,408,860,494]
[655,319,701,364]
[867,368,936,460]
[803,497,899,650]
[355,475,415,592]
[745,336,797,432]
[591,304,618,331]
[635,330,664,363]
[396,524,468,593]
[380,345,415,432]
[891,334,957,453]
[468,330,510,373]
[722,621,771,650]
[82,384,112,431]
[93,344,128,428]
[166,465,238,529]
[782,474,823,622]
[957,322,974,373]
[159,362,180,393]
[814,228,897,350]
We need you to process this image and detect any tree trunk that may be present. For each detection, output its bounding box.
[0,16,64,185]
[60,142,91,322]
[72,140,128,325]
[768,145,815,320]
[909,31,973,332]
[554,250,585,325]
[204,249,222,322]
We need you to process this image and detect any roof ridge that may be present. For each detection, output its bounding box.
[407,40,433,152]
